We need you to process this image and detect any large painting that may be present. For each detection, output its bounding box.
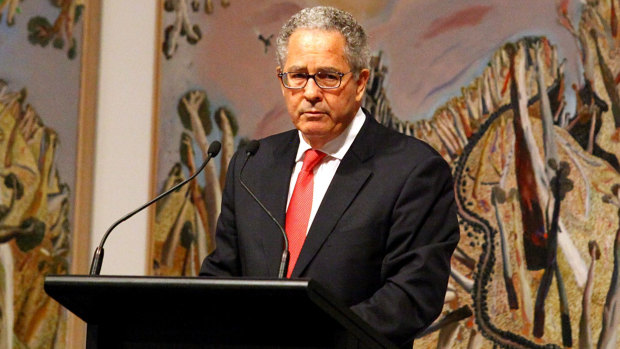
[0,0,99,347]
[151,0,620,347]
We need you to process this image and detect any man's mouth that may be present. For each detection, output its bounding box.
[301,110,328,117]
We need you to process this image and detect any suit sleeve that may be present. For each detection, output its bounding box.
[199,151,242,277]
[350,153,460,347]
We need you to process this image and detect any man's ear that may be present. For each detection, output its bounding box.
[355,69,370,101]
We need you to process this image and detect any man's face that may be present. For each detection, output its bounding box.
[278,29,369,148]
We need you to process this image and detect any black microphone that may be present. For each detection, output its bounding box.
[238,140,290,279]
[89,141,222,276]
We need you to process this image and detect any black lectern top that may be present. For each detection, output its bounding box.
[45,275,396,349]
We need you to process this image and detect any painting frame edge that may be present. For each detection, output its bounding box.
[66,0,102,346]
[146,0,165,276]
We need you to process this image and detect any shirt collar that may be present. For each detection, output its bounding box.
[295,107,366,162]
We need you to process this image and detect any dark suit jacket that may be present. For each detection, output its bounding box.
[200,114,459,347]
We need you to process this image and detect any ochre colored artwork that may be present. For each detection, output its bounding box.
[152,0,620,347]
[0,1,91,347]
[0,84,71,348]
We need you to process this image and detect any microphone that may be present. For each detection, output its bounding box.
[238,140,290,279]
[89,141,222,276]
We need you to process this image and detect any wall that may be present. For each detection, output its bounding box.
[90,0,157,275]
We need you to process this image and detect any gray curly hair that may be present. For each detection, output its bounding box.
[276,6,370,75]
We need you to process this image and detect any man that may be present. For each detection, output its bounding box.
[200,6,459,347]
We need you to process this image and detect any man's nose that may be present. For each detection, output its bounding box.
[303,77,323,102]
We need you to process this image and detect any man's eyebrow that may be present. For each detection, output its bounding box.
[315,67,340,73]
[285,65,307,72]
[284,66,341,73]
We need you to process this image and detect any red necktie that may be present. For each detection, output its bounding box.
[285,149,326,278]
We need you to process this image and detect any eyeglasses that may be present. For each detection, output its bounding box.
[278,71,352,89]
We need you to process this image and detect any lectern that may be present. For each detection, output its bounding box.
[44,275,397,348]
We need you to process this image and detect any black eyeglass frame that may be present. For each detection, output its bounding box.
[277,71,352,90]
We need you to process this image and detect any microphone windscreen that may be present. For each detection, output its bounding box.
[245,140,260,156]
[208,141,222,156]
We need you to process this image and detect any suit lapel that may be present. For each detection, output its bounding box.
[245,132,298,276]
[291,116,378,277]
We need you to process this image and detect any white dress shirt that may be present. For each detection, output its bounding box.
[286,107,366,234]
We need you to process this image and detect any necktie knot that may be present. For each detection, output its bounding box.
[301,149,326,173]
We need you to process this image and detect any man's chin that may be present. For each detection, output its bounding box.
[298,124,343,146]
[297,118,329,130]
[300,129,329,139]
[298,124,331,136]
